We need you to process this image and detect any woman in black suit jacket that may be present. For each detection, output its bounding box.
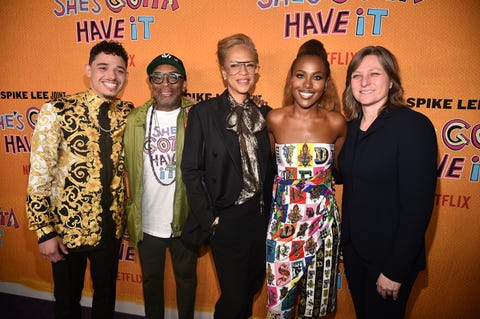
[338,46,437,319]
[181,33,273,319]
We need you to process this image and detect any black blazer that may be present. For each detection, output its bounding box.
[338,107,438,282]
[181,90,274,232]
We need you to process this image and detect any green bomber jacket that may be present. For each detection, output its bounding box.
[123,97,192,247]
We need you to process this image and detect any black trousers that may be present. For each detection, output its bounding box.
[342,243,418,319]
[210,197,267,319]
[51,237,121,319]
[138,234,197,319]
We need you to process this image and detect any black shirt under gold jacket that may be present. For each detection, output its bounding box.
[26,89,133,250]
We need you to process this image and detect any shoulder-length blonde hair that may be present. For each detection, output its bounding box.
[342,46,405,121]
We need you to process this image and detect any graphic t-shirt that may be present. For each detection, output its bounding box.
[141,106,180,238]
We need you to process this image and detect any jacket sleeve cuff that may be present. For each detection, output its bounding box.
[36,227,58,244]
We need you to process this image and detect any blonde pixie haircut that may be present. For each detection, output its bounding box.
[217,33,259,67]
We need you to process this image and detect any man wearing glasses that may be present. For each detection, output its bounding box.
[124,53,197,319]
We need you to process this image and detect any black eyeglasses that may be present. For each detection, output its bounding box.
[149,72,184,84]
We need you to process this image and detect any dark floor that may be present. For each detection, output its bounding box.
[0,292,144,319]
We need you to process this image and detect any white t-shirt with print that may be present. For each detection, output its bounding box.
[141,106,180,238]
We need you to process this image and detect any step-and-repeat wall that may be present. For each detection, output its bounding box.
[0,1,478,318]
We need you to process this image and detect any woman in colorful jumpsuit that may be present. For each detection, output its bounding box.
[266,40,347,318]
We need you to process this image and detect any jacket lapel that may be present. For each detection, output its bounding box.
[213,91,243,174]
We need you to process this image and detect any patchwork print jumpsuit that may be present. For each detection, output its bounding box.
[266,143,340,318]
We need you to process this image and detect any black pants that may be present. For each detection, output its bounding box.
[51,238,121,319]
[343,243,418,319]
[210,197,267,319]
[138,234,197,319]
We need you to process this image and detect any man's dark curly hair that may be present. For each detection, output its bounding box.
[89,40,128,66]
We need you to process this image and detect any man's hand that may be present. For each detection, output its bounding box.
[376,273,402,300]
[39,236,68,263]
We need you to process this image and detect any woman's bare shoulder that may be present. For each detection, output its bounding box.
[325,109,347,127]
[267,105,292,123]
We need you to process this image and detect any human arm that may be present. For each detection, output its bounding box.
[328,111,347,186]
[331,112,347,171]
[180,105,216,232]
[26,102,63,246]
[382,111,438,282]
[265,110,278,155]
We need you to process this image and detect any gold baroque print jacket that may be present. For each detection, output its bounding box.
[26,89,134,249]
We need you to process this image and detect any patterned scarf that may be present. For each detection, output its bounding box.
[226,93,265,206]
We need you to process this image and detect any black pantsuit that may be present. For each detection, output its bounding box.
[181,90,274,319]
[343,242,418,319]
[338,107,437,318]
[209,197,267,319]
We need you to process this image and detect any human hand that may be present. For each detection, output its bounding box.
[376,273,402,300]
[39,236,68,263]
[252,95,268,108]
[184,95,197,104]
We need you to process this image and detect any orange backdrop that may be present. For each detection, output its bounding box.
[0,1,479,318]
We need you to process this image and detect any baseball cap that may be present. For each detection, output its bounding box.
[146,53,186,79]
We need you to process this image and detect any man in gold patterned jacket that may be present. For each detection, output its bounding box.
[26,40,133,319]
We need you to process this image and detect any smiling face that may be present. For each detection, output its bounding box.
[85,52,128,101]
[350,54,392,112]
[221,44,258,103]
[291,54,328,110]
[150,63,185,111]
